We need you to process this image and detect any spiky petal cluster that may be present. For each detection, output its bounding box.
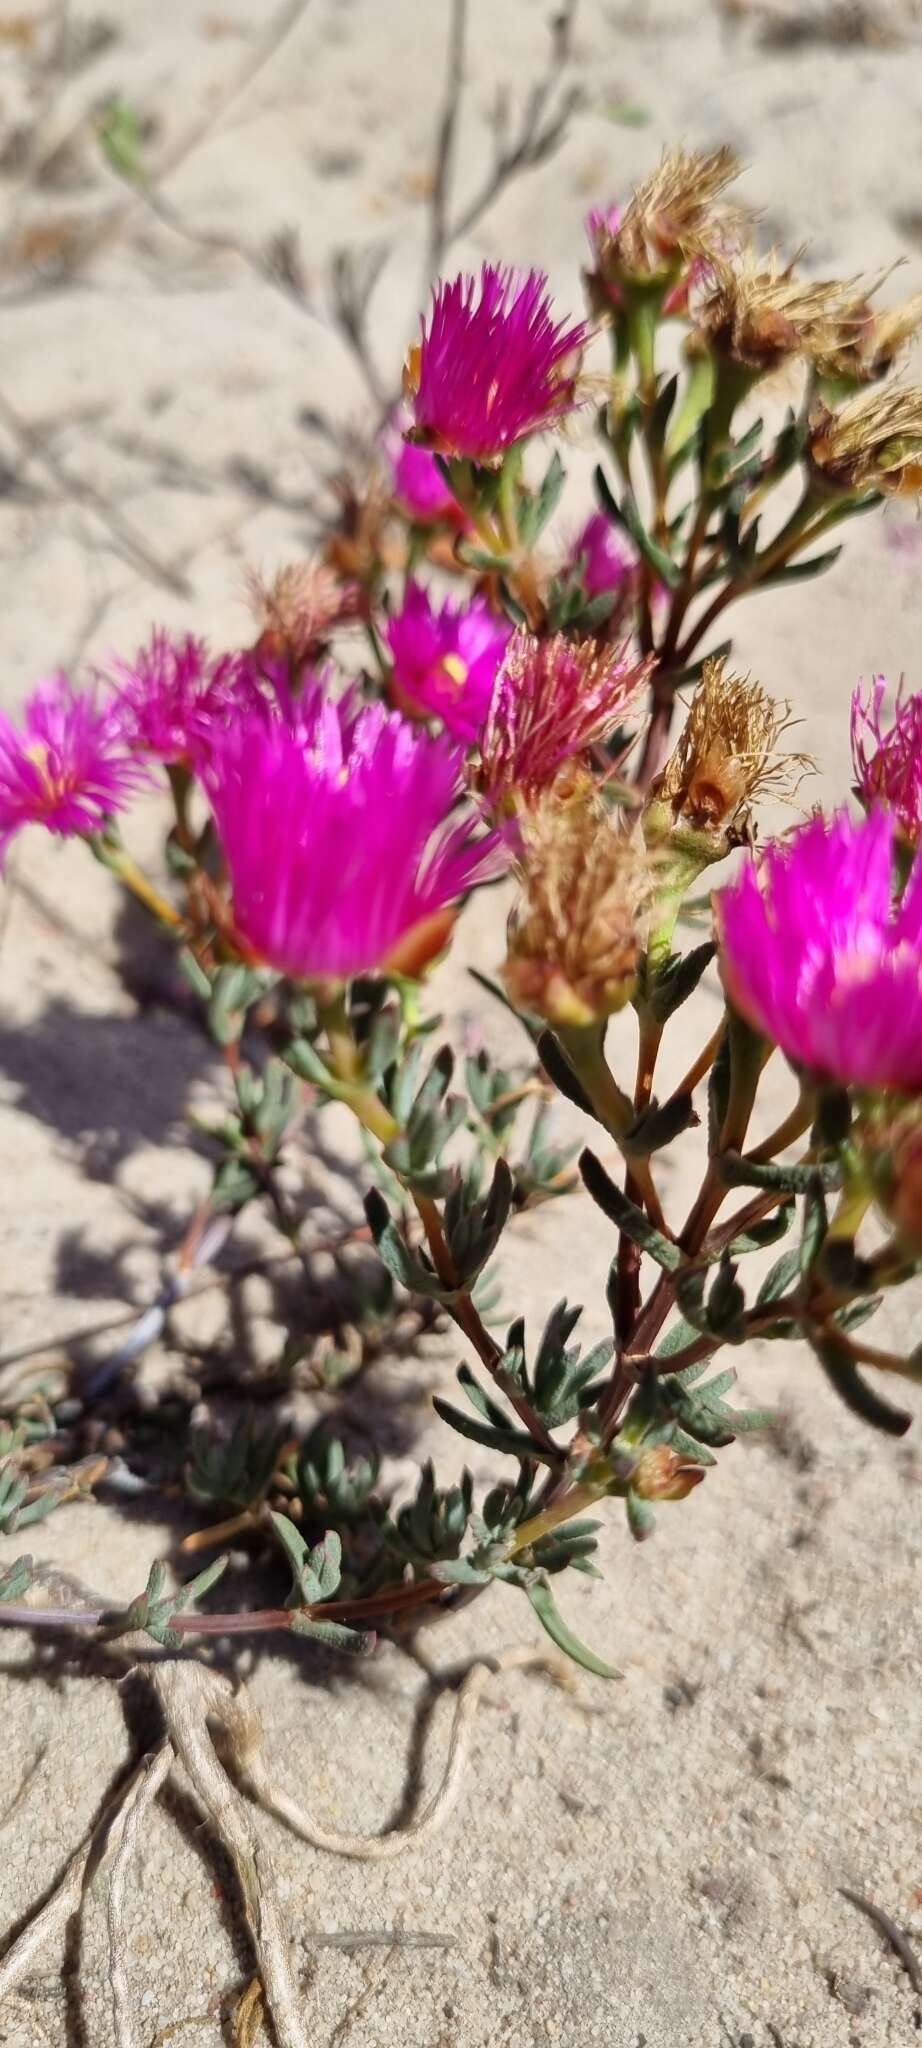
[585,146,743,308]
[479,629,652,812]
[386,582,512,743]
[0,674,147,860]
[717,808,922,1090]
[406,264,587,462]
[851,678,922,844]
[107,631,263,764]
[808,386,922,497]
[204,695,503,982]
[504,796,651,1025]
[647,657,809,848]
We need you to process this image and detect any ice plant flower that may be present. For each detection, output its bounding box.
[384,424,464,526]
[568,512,637,601]
[204,694,503,982]
[386,582,512,743]
[405,264,587,462]
[107,631,263,764]
[0,673,147,861]
[504,794,651,1026]
[851,677,922,844]
[807,385,922,497]
[478,629,652,813]
[717,808,922,1090]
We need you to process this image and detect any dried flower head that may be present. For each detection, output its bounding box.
[504,797,652,1026]
[692,253,865,373]
[405,264,587,463]
[586,146,744,304]
[386,582,512,743]
[717,808,922,1090]
[0,674,148,860]
[204,693,503,983]
[647,657,809,846]
[246,561,361,666]
[860,1102,922,1252]
[808,385,922,496]
[851,676,922,843]
[479,629,652,813]
[813,287,922,385]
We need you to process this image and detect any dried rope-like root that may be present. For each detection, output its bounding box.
[0,1644,570,2048]
[0,1746,166,2005]
[152,1663,309,2048]
[106,1740,174,2048]
[211,1645,570,1860]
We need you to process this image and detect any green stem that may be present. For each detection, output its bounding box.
[88,836,185,932]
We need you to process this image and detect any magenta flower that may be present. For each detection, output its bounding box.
[851,677,922,844]
[717,808,922,1090]
[386,582,512,743]
[569,513,637,600]
[0,674,147,861]
[204,694,503,981]
[107,631,263,764]
[407,264,587,462]
[479,630,652,811]
[388,432,463,525]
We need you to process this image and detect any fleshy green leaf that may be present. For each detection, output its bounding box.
[581,1150,683,1271]
[525,1580,622,1679]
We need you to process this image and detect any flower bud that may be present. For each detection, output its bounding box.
[631,1446,705,1501]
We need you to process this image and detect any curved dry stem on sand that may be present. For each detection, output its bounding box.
[0,1645,567,2048]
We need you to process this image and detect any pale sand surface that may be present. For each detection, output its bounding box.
[0,4,921,2044]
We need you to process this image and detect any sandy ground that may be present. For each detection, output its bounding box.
[0,2,921,2043]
